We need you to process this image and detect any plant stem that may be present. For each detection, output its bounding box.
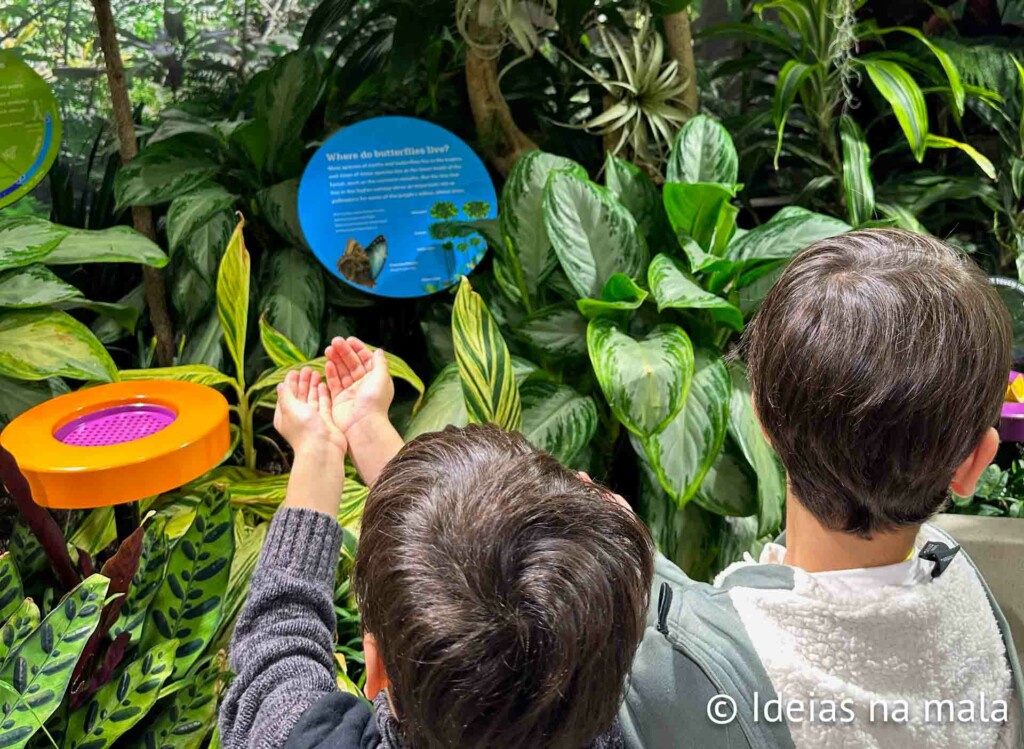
[663,9,699,116]
[237,394,257,470]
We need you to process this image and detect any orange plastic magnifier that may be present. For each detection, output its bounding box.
[0,380,230,509]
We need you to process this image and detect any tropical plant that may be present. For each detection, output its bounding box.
[405,116,851,578]
[951,463,1024,518]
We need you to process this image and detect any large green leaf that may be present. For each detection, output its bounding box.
[839,115,875,227]
[0,309,117,382]
[254,49,321,177]
[166,186,236,253]
[452,277,521,431]
[114,139,219,208]
[543,171,648,299]
[142,489,233,678]
[576,273,648,322]
[65,639,178,749]
[403,363,468,440]
[676,235,734,276]
[604,153,661,241]
[0,575,109,749]
[648,254,743,331]
[771,60,817,168]
[258,314,306,367]
[663,183,737,254]
[693,441,758,517]
[666,115,739,186]
[516,305,588,359]
[256,179,304,247]
[0,219,68,272]
[0,376,67,427]
[0,265,81,308]
[111,520,170,644]
[0,599,39,663]
[520,381,597,464]
[132,659,219,749]
[258,247,324,359]
[500,151,585,298]
[0,554,22,624]
[119,365,234,389]
[859,58,928,161]
[172,209,234,329]
[726,210,851,265]
[643,352,730,505]
[587,319,693,438]
[45,227,168,268]
[216,219,250,386]
[728,365,786,536]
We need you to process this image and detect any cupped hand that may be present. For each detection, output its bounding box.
[273,367,347,458]
[323,337,394,435]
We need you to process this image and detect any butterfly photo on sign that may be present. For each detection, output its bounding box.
[337,235,388,289]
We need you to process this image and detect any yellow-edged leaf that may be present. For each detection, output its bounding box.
[216,218,250,386]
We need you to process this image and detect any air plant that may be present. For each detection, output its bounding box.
[456,0,558,58]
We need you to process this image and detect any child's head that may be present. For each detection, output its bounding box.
[744,229,1011,536]
[353,424,654,749]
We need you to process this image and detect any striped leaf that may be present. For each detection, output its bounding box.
[0,554,23,624]
[604,153,662,241]
[516,305,588,360]
[132,658,219,749]
[0,309,117,382]
[663,183,737,254]
[258,247,324,359]
[111,520,170,644]
[500,152,586,298]
[45,226,167,268]
[452,277,521,431]
[0,575,109,749]
[860,58,928,161]
[258,314,305,367]
[119,366,234,389]
[923,134,997,180]
[576,273,648,322]
[543,171,648,299]
[694,440,758,517]
[520,381,598,464]
[216,219,250,386]
[667,115,739,187]
[403,363,467,440]
[727,364,786,536]
[839,115,875,227]
[648,254,743,331]
[142,490,233,678]
[166,186,236,253]
[65,638,178,749]
[771,60,817,168]
[587,319,693,438]
[253,49,321,177]
[642,352,730,505]
[0,218,67,272]
[257,179,305,248]
[872,26,965,115]
[114,138,219,209]
[0,599,39,662]
[0,265,81,308]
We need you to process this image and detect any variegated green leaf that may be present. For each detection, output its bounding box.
[543,171,648,299]
[576,274,648,322]
[132,658,219,749]
[663,183,737,255]
[142,489,233,678]
[403,363,468,440]
[256,179,304,247]
[258,247,324,359]
[717,515,762,570]
[0,375,67,427]
[872,26,965,115]
[119,365,234,389]
[45,227,168,268]
[65,639,178,749]
[0,575,109,749]
[771,60,816,168]
[112,520,170,644]
[0,599,39,662]
[0,265,81,308]
[516,305,588,359]
[0,218,68,272]
[676,235,734,276]
[923,134,997,180]
[452,277,521,431]
[216,219,250,386]
[604,153,661,241]
[726,210,851,264]
[859,58,928,161]
[728,364,786,536]
[172,210,233,330]
[0,554,23,625]
[520,381,597,464]
[587,319,693,438]
[114,139,219,209]
[839,116,875,227]
[258,314,305,367]
[166,186,236,252]
[694,441,758,517]
[254,49,321,177]
[500,151,586,298]
[643,352,730,505]
[648,254,743,331]
[666,115,739,186]
[0,309,117,382]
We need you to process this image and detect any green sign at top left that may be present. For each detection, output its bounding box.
[0,50,62,208]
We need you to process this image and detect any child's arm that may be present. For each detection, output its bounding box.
[219,368,378,749]
[324,337,404,485]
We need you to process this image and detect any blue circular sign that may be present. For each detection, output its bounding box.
[298,116,497,298]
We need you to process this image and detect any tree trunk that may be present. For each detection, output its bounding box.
[464,0,538,176]
[91,0,175,367]
[663,9,698,116]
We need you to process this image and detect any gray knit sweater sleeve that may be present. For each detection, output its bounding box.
[219,507,344,749]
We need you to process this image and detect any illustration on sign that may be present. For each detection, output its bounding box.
[298,116,497,298]
[0,50,62,209]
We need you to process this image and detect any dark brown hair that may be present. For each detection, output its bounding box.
[353,424,654,749]
[742,229,1011,536]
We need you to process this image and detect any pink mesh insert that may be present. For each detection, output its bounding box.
[55,404,177,446]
